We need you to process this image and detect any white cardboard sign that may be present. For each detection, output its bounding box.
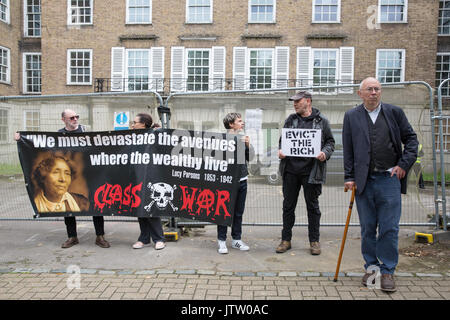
[281,128,321,157]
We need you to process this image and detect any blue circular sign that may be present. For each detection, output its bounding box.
[115,112,128,125]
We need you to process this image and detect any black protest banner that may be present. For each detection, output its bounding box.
[17,129,243,226]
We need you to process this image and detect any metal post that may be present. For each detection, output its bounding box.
[157,96,180,240]
[437,80,449,230]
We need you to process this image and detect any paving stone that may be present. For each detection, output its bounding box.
[135,270,156,275]
[175,270,196,275]
[300,272,321,277]
[98,270,116,275]
[278,272,297,277]
[416,273,444,278]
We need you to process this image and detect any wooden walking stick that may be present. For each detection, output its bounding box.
[333,185,356,282]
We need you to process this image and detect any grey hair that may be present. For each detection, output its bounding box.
[223,112,242,129]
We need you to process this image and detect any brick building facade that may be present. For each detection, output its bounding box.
[0,1,440,96]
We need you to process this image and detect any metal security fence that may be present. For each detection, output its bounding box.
[164,82,437,227]
[436,79,450,230]
[0,82,444,228]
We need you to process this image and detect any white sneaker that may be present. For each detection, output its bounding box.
[155,241,165,250]
[217,240,228,254]
[231,240,249,251]
[132,241,150,249]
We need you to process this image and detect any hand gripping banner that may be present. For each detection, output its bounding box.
[17,129,244,226]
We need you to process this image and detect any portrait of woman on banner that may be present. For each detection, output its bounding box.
[32,152,89,213]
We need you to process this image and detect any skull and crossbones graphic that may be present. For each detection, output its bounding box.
[144,182,178,211]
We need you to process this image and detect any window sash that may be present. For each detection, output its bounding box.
[379,0,406,23]
[313,0,339,23]
[0,109,8,142]
[23,53,42,93]
[376,49,405,83]
[439,0,450,35]
[0,0,9,23]
[127,0,151,24]
[186,49,210,91]
[68,0,92,25]
[24,110,40,131]
[249,49,273,89]
[127,49,150,91]
[249,0,275,23]
[436,53,450,97]
[0,46,9,83]
[187,0,212,23]
[312,49,338,93]
[24,0,41,37]
[67,49,92,85]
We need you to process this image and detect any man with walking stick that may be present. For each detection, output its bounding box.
[342,77,418,292]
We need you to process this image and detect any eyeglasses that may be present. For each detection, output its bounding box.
[363,87,381,93]
[132,121,141,125]
[68,115,80,120]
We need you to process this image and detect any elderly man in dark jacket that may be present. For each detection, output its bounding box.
[276,91,335,256]
[343,77,418,292]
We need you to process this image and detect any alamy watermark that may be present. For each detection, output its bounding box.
[66,265,81,290]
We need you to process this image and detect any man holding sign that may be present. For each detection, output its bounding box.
[276,91,335,255]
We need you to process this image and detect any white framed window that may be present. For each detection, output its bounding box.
[0,0,9,24]
[296,47,354,94]
[24,110,40,131]
[378,0,407,23]
[436,53,450,97]
[233,47,289,90]
[0,109,8,142]
[249,49,273,89]
[186,0,212,24]
[376,49,405,83]
[248,0,275,23]
[24,0,41,37]
[127,49,150,91]
[312,0,340,23]
[126,0,151,24]
[111,47,164,92]
[67,0,93,25]
[186,49,210,91]
[312,49,338,93]
[171,46,225,92]
[439,0,450,35]
[23,53,41,94]
[67,49,92,85]
[0,46,10,84]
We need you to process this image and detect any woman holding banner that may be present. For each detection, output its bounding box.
[130,113,166,250]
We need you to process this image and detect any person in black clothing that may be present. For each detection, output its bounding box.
[58,109,110,249]
[130,113,166,251]
[276,91,335,256]
[217,113,254,254]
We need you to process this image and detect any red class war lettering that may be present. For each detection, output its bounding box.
[94,183,143,213]
[93,182,232,222]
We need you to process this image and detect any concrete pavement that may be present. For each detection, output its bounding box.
[0,220,448,302]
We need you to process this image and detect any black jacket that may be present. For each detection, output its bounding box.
[279,108,335,184]
[343,103,418,195]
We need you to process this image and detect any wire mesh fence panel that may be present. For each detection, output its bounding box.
[0,83,440,226]
[0,93,161,221]
[166,83,435,226]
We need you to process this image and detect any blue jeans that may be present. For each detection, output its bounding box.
[217,180,247,241]
[355,172,401,275]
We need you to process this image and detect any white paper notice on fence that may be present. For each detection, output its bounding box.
[245,109,263,155]
[281,128,321,157]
